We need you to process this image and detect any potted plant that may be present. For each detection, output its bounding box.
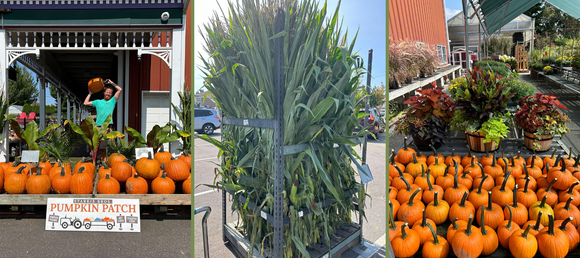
[572,56,580,70]
[543,65,553,75]
[450,67,515,152]
[394,87,455,150]
[515,93,570,151]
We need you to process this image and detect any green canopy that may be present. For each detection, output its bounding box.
[475,0,580,35]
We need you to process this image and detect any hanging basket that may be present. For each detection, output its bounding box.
[523,131,553,152]
[465,132,501,153]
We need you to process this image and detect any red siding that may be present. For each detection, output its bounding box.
[389,0,448,58]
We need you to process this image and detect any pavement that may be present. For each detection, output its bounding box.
[193,129,386,258]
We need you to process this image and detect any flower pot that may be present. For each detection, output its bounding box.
[411,131,442,151]
[523,131,553,152]
[530,69,538,79]
[465,132,501,153]
[389,80,400,89]
[406,77,413,84]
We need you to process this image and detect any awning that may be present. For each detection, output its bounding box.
[471,0,580,35]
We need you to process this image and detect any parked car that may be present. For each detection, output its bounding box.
[194,108,221,135]
[356,108,386,139]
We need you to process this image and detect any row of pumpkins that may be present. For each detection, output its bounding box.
[389,138,580,258]
[0,148,192,195]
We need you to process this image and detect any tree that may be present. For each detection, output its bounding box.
[8,64,39,105]
[369,83,386,108]
[525,1,574,38]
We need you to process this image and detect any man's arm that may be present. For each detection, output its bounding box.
[107,79,123,101]
[84,92,93,107]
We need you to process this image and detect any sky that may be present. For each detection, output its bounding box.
[444,0,463,21]
[193,0,387,93]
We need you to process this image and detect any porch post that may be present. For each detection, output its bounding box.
[116,50,124,132]
[73,103,77,124]
[124,51,130,137]
[169,20,187,155]
[39,74,46,131]
[67,97,70,122]
[0,30,7,162]
[57,89,62,124]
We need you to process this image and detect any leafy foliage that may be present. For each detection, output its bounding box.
[106,137,143,160]
[515,93,570,138]
[478,115,509,144]
[0,91,14,139]
[40,124,84,163]
[10,119,60,159]
[389,39,439,83]
[65,114,124,165]
[395,87,455,145]
[171,83,192,152]
[8,64,39,106]
[504,78,536,102]
[124,123,190,153]
[475,60,510,77]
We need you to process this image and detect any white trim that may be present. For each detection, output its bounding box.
[0,30,7,162]
[442,0,452,64]
[169,20,185,155]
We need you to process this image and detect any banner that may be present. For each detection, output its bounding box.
[46,198,140,232]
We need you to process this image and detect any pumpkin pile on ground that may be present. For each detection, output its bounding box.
[390,140,580,258]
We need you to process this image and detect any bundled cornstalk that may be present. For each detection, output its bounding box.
[198,0,368,256]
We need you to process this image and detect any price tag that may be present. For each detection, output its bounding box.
[243,119,249,126]
[298,211,304,217]
[135,148,154,159]
[21,150,40,163]
[260,210,267,220]
[358,164,374,184]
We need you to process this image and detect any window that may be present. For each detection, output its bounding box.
[437,45,448,64]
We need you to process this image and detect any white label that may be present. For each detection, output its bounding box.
[298,211,304,217]
[243,119,249,126]
[260,211,267,220]
[46,198,140,232]
[21,150,40,163]
[322,254,329,258]
[135,148,154,159]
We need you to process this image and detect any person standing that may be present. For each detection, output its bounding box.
[83,79,122,131]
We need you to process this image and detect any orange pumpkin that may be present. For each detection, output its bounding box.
[164,158,190,182]
[151,172,175,194]
[183,174,191,194]
[51,167,72,194]
[126,173,148,194]
[25,165,51,194]
[396,137,416,165]
[69,167,93,194]
[97,173,121,194]
[135,153,161,180]
[154,145,173,167]
[178,151,192,169]
[4,166,28,194]
[111,159,134,183]
[107,152,126,169]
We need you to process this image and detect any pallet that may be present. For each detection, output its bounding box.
[0,193,191,205]
[224,222,361,258]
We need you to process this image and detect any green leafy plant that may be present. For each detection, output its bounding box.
[0,91,13,139]
[124,123,190,153]
[509,71,520,78]
[478,114,509,144]
[515,93,569,140]
[39,124,84,163]
[394,87,455,146]
[475,60,510,77]
[64,114,124,165]
[450,67,515,145]
[504,78,536,102]
[171,83,191,153]
[106,137,143,160]
[10,119,60,159]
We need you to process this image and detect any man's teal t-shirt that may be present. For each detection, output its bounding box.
[92,98,116,126]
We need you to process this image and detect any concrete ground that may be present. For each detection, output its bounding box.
[194,129,386,258]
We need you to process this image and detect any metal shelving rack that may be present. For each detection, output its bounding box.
[219,9,364,258]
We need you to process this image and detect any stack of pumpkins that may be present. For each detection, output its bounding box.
[389,137,580,258]
[0,147,191,195]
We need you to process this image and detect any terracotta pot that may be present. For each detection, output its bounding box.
[465,132,501,153]
[523,131,553,152]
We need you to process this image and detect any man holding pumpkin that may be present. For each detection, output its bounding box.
[83,79,122,132]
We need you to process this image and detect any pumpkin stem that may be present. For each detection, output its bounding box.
[461,171,471,178]
[573,155,580,167]
[148,152,153,160]
[427,170,434,191]
[522,225,532,239]
[568,182,579,194]
[430,144,438,157]
[500,170,511,191]
[134,173,139,179]
[453,164,459,189]
[492,152,497,167]
[530,155,537,168]
[433,192,440,206]
[42,156,47,162]
[484,144,489,157]
[546,178,557,192]
[394,166,403,178]
[160,172,167,179]
[487,191,493,211]
[390,150,396,165]
[480,205,487,235]
[412,153,418,164]
[465,214,474,236]
[426,223,439,245]
[389,201,397,230]
[470,155,476,168]
[560,217,573,231]
[502,158,508,172]
[547,214,555,236]
[434,156,440,166]
[407,188,421,206]
[103,162,109,170]
[401,223,409,239]
[105,173,110,179]
[562,158,568,170]
[565,197,574,210]
[451,217,460,229]
[60,167,65,177]
[477,163,484,174]
[35,164,42,176]
[554,154,562,168]
[459,191,468,207]
[160,145,165,152]
[550,148,557,159]
[506,204,514,229]
[512,184,519,207]
[540,195,548,208]
[403,137,409,150]
[501,148,505,159]
[401,174,411,191]
[509,155,516,168]
[421,209,427,227]
[443,163,450,177]
[12,160,20,167]
[467,145,472,157]
[161,163,165,170]
[421,165,426,178]
[477,174,488,194]
[570,147,573,160]
[15,166,25,174]
[77,166,85,174]
[534,211,543,231]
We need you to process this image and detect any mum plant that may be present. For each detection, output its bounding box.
[515,93,569,150]
[450,67,515,148]
[543,66,553,75]
[394,87,455,149]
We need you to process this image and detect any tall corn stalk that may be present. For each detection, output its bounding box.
[198,0,368,256]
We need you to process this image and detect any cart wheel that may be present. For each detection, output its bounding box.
[61,222,68,229]
[73,221,82,229]
[107,223,113,230]
[85,223,91,229]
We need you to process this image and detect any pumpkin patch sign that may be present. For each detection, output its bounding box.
[45,198,140,232]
